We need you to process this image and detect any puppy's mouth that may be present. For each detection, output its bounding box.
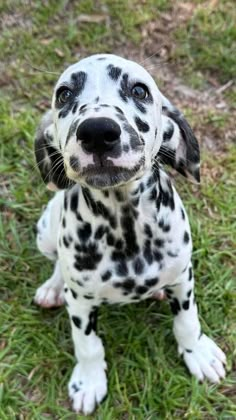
[82,161,144,188]
[67,158,144,189]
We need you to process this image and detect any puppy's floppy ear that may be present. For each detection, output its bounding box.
[35,111,73,190]
[158,95,200,182]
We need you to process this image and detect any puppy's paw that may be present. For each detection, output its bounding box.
[34,280,65,308]
[152,290,166,300]
[68,361,107,415]
[179,334,226,383]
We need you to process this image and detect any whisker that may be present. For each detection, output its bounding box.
[24,56,60,75]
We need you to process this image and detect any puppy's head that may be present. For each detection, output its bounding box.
[35,54,200,190]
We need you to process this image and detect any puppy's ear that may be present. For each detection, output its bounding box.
[158,96,200,182]
[35,111,73,190]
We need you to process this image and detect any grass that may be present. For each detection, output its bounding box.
[0,0,235,418]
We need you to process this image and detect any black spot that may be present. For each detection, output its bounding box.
[115,239,123,250]
[136,285,148,294]
[76,212,83,221]
[106,233,115,246]
[114,190,124,202]
[116,260,128,276]
[62,217,66,228]
[189,267,192,281]
[119,89,128,102]
[103,190,109,198]
[133,257,144,275]
[123,144,130,153]
[80,104,87,112]
[71,383,80,392]
[149,187,157,201]
[119,73,129,102]
[131,197,139,207]
[74,242,102,271]
[75,279,83,287]
[77,223,91,242]
[145,278,158,287]
[158,218,171,232]
[120,207,139,257]
[183,231,190,244]
[182,300,190,310]
[147,167,160,187]
[70,288,78,299]
[101,271,112,282]
[111,251,126,262]
[64,194,68,211]
[135,116,150,133]
[72,316,81,329]
[144,224,152,239]
[160,185,175,211]
[72,102,79,114]
[185,349,193,353]
[70,192,78,212]
[82,188,117,229]
[134,100,147,114]
[95,225,107,240]
[107,64,122,81]
[181,208,185,220]
[143,240,153,264]
[167,251,178,257]
[163,121,174,142]
[170,298,181,315]
[114,278,135,292]
[123,122,140,149]
[63,236,70,248]
[154,238,164,247]
[84,295,94,299]
[115,106,124,115]
[123,278,135,291]
[165,287,173,298]
[85,308,98,335]
[153,250,163,262]
[187,289,192,298]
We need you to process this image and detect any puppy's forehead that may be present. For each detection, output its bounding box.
[55,54,156,87]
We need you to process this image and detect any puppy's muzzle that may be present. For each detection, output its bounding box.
[76,117,121,155]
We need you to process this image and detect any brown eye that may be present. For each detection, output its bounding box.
[131,84,149,100]
[57,88,73,104]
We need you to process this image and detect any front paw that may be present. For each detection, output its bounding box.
[34,280,65,308]
[179,334,226,383]
[68,361,107,415]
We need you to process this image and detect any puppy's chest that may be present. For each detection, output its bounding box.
[58,193,186,303]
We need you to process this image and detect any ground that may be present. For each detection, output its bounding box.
[0,1,235,419]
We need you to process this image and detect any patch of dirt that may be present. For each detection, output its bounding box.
[0,10,32,31]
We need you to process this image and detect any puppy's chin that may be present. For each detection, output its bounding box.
[67,163,144,189]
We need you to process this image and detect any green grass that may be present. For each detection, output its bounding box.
[0,1,236,418]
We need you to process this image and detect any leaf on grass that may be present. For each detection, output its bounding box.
[77,14,108,23]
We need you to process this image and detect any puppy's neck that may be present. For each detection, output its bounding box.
[77,165,165,212]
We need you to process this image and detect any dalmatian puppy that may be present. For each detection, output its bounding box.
[34,54,226,414]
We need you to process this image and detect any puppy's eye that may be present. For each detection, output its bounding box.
[131,84,149,100]
[57,88,73,104]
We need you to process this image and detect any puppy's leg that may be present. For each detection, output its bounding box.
[35,192,65,307]
[34,260,64,307]
[167,262,226,382]
[65,291,107,415]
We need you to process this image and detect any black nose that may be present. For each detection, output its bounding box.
[76,117,121,154]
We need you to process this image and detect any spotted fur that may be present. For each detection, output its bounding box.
[34,54,226,415]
